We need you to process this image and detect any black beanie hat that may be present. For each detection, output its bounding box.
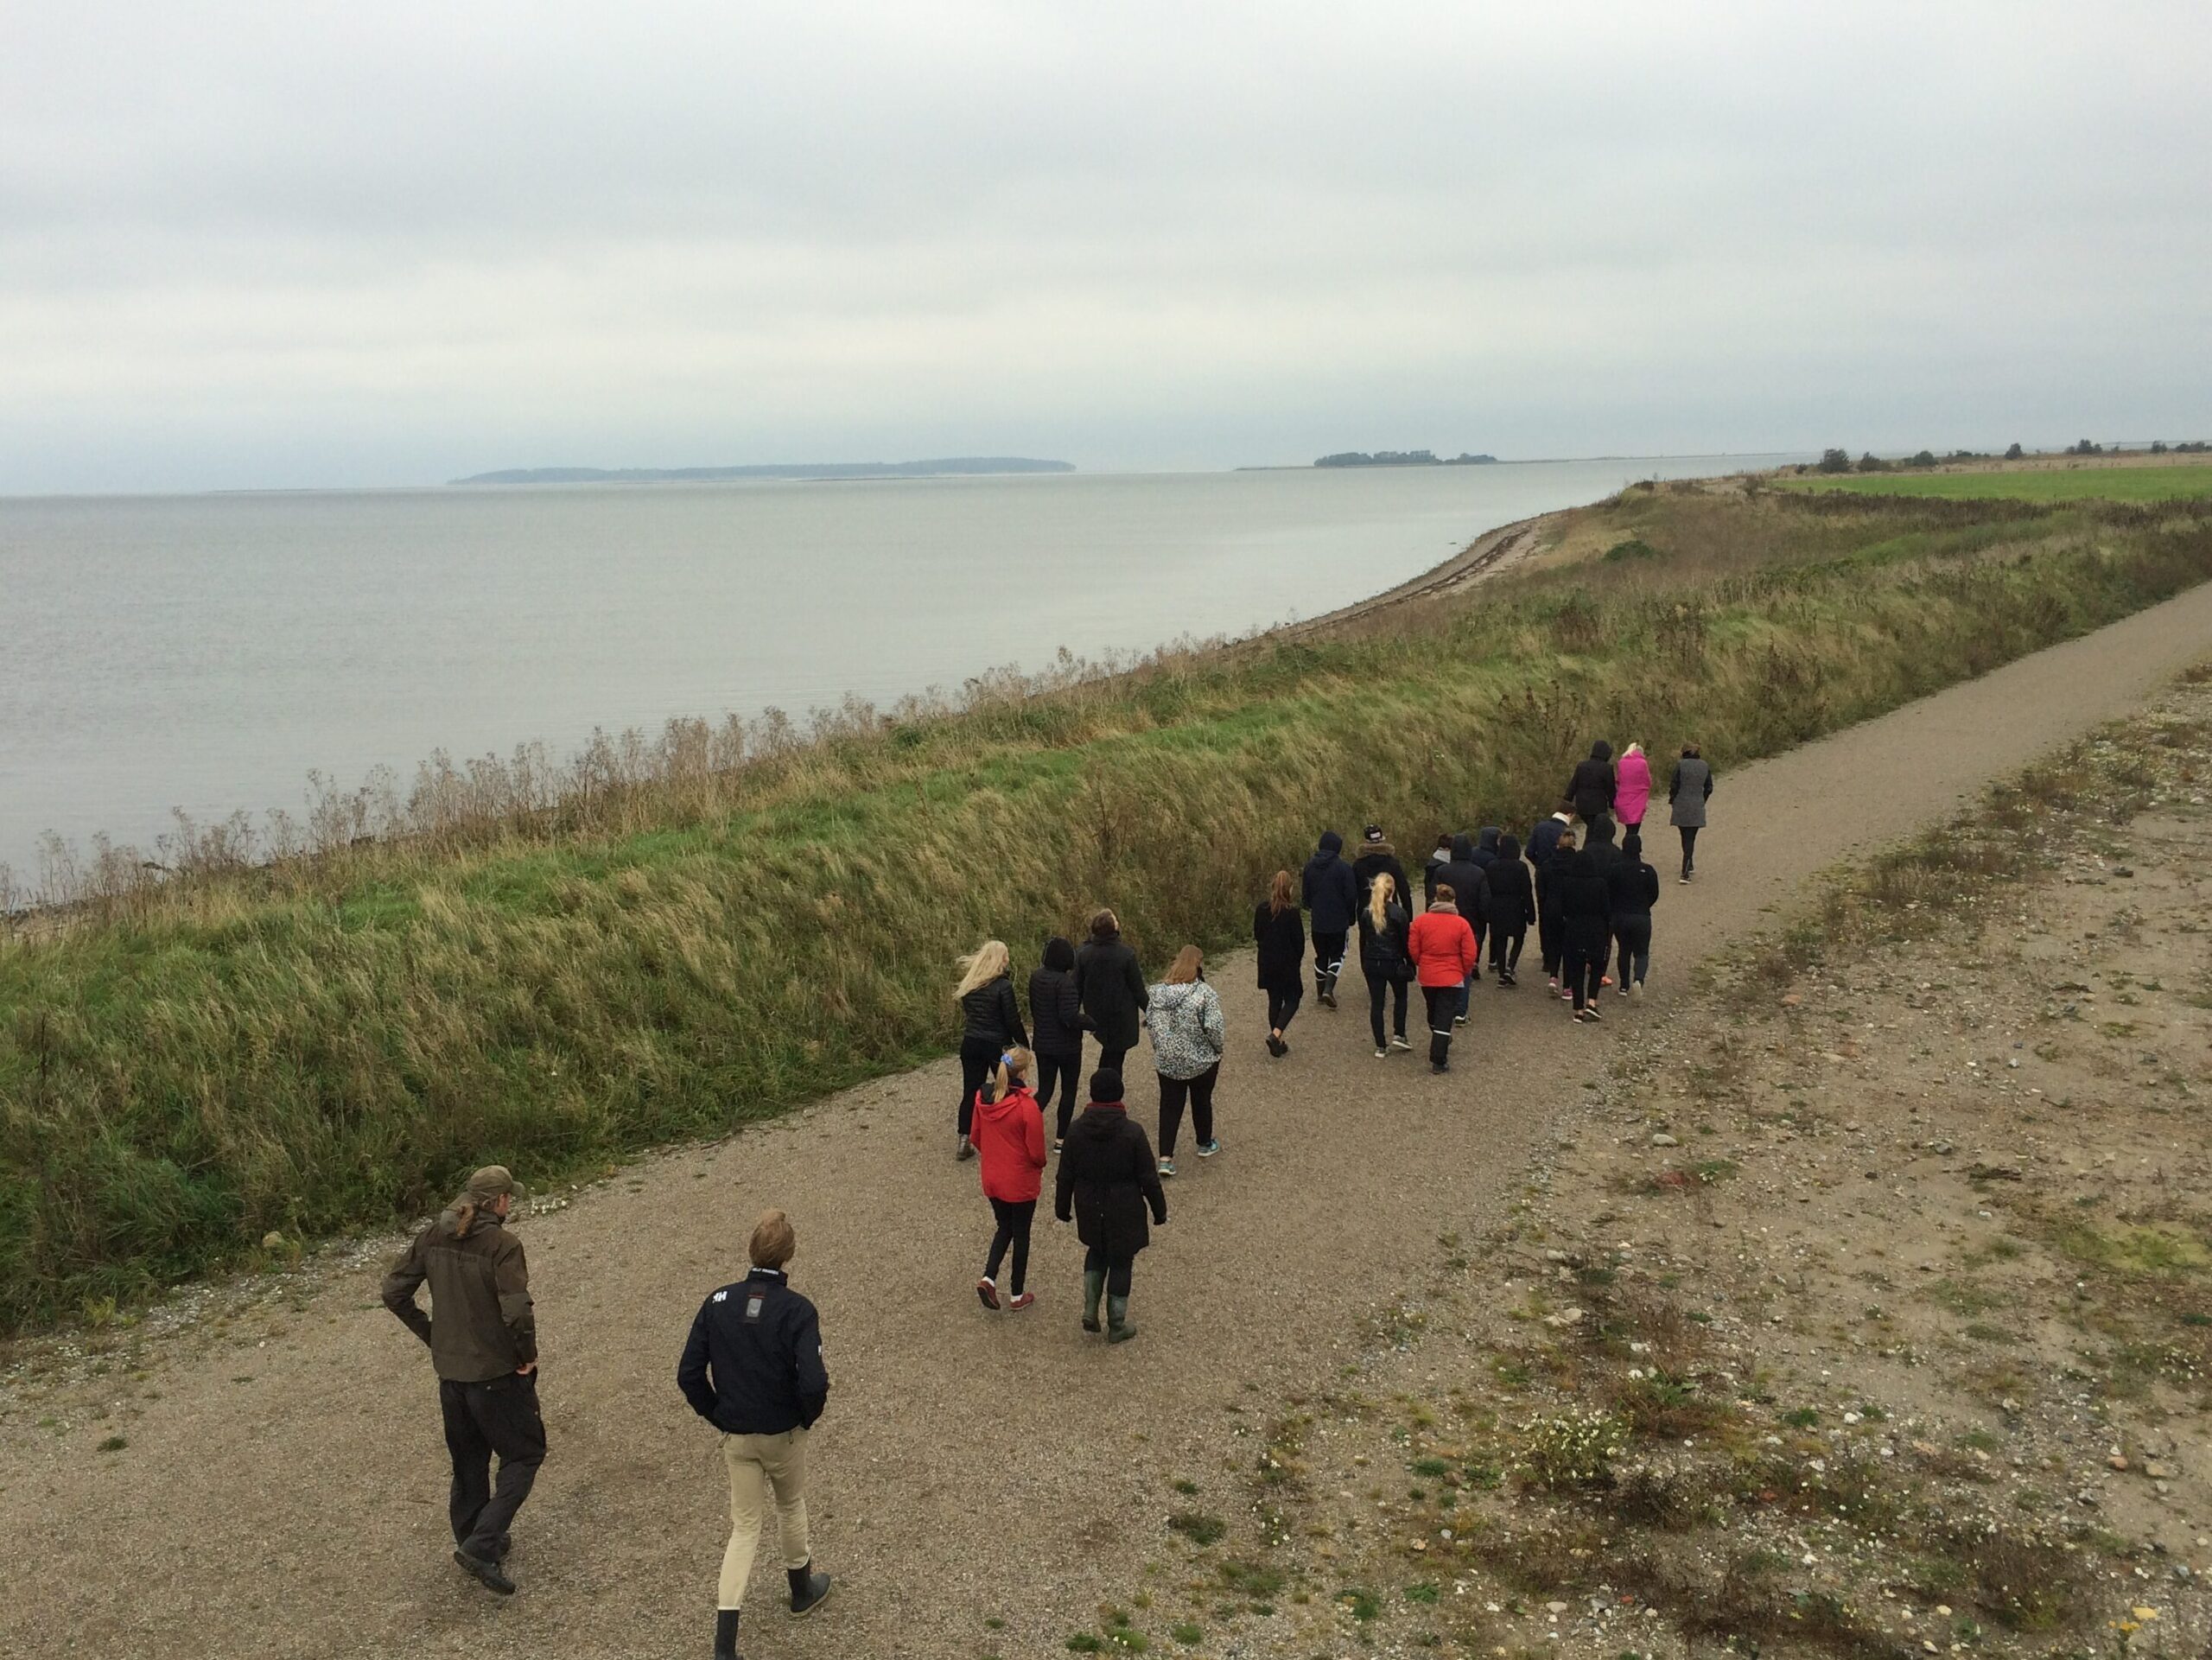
[1090,1069,1123,1103]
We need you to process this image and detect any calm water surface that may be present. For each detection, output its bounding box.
[0,459,1794,873]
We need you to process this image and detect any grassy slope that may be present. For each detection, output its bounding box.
[5,486,2212,1328]
[1780,461,2212,503]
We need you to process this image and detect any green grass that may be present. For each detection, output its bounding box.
[1781,461,2212,503]
[3,489,2212,1327]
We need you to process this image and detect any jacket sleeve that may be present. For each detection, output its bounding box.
[497,1236,538,1366]
[1054,1152,1076,1223]
[1062,974,1089,1033]
[1001,979,1028,1047]
[677,1301,717,1420]
[1334,863,1357,914]
[1668,764,1681,803]
[1126,952,1149,1011]
[792,1300,830,1428]
[1704,769,1714,799]
[1643,866,1662,907]
[379,1235,434,1348]
[1024,1102,1047,1171]
[1201,985,1226,1054]
[1140,1143,1168,1224]
[1459,919,1478,976]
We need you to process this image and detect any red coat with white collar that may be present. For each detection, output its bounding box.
[973,1083,1047,1203]
[1406,905,1478,988]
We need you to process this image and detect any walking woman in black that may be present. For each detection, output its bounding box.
[1558,838,1614,1021]
[1484,832,1535,986]
[1568,741,1617,825]
[953,939,1027,1161]
[1254,869,1306,1058]
[1073,908,1148,1084]
[1029,936,1088,1148]
[1055,1069,1168,1344]
[1357,871,1414,1058]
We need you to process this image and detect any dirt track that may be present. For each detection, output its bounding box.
[5,582,2212,1659]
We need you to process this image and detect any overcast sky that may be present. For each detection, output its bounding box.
[3,1,2205,493]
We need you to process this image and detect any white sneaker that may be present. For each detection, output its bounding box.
[1389,1035,1412,1051]
[1630,982,1645,1000]
[1375,1047,1388,1059]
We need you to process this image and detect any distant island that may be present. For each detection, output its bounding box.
[450,457,1075,485]
[1315,449,1497,468]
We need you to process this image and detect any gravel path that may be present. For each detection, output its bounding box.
[5,582,2211,1660]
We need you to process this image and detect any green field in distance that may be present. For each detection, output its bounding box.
[1781,462,2212,503]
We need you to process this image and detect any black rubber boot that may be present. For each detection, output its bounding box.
[788,1562,832,1616]
[1106,1294,1137,1344]
[714,1607,741,1660]
[1081,1269,1105,1332]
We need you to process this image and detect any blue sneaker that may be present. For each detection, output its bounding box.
[1157,1157,1177,1179]
[1196,1140,1221,1159]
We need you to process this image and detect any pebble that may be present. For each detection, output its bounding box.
[1650,1133,1678,1148]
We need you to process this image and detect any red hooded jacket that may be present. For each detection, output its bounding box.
[973,1083,1047,1203]
[1406,905,1478,988]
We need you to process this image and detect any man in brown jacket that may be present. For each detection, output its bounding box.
[382,1165,543,1595]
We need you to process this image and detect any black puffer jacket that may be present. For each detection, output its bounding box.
[1357,894,1413,979]
[1430,833,1490,924]
[1028,944,1086,1059]
[1254,902,1306,992]
[1074,928,1148,1049]
[1568,741,1617,822]
[1484,838,1536,930]
[1055,1103,1167,1256]
[960,974,1027,1047]
[1301,832,1359,933]
[1606,854,1662,919]
[1559,849,1615,943]
[1352,841,1411,917]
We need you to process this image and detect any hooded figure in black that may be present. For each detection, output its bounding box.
[1055,1069,1167,1343]
[1471,827,1502,871]
[1606,830,1662,996]
[1029,936,1090,1142]
[1300,830,1359,1005]
[1074,909,1148,1084]
[1483,832,1535,983]
[1430,833,1491,999]
[1568,741,1618,824]
[1558,843,1615,1016]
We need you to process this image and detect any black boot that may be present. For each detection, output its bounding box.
[715,1607,741,1660]
[788,1561,832,1616]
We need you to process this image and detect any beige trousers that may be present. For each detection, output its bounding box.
[717,1428,811,1610]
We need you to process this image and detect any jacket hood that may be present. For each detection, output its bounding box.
[1591,741,1613,762]
[1089,925,1122,945]
[1071,1102,1128,1138]
[1150,980,1207,1013]
[1498,833,1522,860]
[1042,936,1074,972]
[1317,830,1343,855]
[975,1082,1036,1129]
[1587,817,1618,846]
[1478,827,1501,850]
[1359,838,1396,858]
[1451,833,1476,861]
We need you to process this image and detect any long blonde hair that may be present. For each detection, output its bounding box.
[1625,741,1645,758]
[983,1046,1033,1104]
[1165,944,1204,985]
[954,938,1011,999]
[1366,872,1398,932]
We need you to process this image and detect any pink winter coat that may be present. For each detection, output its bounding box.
[1615,751,1652,826]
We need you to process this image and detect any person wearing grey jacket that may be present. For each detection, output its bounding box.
[1146,945,1227,1176]
[1669,745,1714,883]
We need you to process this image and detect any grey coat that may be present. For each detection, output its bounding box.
[1669,757,1713,828]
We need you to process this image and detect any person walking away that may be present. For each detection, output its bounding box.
[1616,743,1652,837]
[1351,825,1411,925]
[1357,872,1414,1058]
[1471,827,1503,875]
[382,1165,544,1597]
[1559,842,1615,1021]
[1568,741,1618,825]
[1055,1069,1168,1342]
[953,940,1028,1161]
[1147,944,1226,1175]
[1424,833,1453,901]
[1074,908,1148,1084]
[1529,801,1575,991]
[1407,883,1478,1073]
[1669,744,1713,883]
[1433,833,1491,1012]
[1608,830,1662,999]
[1484,832,1535,986]
[1253,870,1306,1057]
[677,1210,834,1658]
[1300,830,1359,1008]
[972,1048,1047,1309]
[1028,937,1088,1148]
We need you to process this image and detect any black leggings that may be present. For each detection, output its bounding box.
[1538,901,1564,976]
[1093,1042,1131,1088]
[958,1034,1001,1135]
[985,1197,1035,1295]
[1364,969,1408,1047]
[1678,825,1700,875]
[1084,1244,1135,1297]
[1312,930,1348,990]
[1158,1064,1218,1156]
[1423,985,1459,1066]
[1562,933,1607,1010]
[1491,925,1526,973]
[1613,914,1652,987]
[1265,983,1303,1033]
[1034,1050,1081,1139]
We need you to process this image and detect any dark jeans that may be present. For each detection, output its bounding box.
[1468,918,1486,977]
[1538,900,1564,976]
[1158,1063,1218,1156]
[1423,985,1459,1066]
[1363,969,1408,1047]
[1034,1049,1081,1139]
[1491,925,1526,974]
[1562,933,1606,1010]
[1093,1042,1132,1088]
[440,1373,546,1561]
[1312,930,1348,993]
[1678,825,1700,876]
[1612,913,1652,987]
[1265,983,1303,1033]
[1084,1244,1135,1297]
[958,1034,1003,1136]
[985,1196,1036,1295]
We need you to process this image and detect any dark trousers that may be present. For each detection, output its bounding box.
[1034,1049,1081,1139]
[1468,918,1486,977]
[957,1034,1001,1136]
[1364,969,1408,1047]
[1562,932,1607,1010]
[1157,1063,1218,1156]
[985,1196,1036,1295]
[1423,985,1459,1067]
[1538,903,1564,977]
[1084,1244,1135,1297]
[1265,983,1303,1033]
[440,1374,546,1560]
[1093,1042,1132,1088]
[1678,825,1700,876]
[1612,914,1652,986]
[1491,925,1526,974]
[1312,930,1348,993]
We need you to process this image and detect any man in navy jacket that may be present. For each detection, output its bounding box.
[678,1210,834,1659]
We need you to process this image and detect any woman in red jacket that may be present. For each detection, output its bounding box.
[1406,884,1478,1075]
[973,1048,1047,1310]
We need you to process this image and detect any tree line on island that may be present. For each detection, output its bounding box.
[1809,438,2209,475]
[1314,448,1497,467]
